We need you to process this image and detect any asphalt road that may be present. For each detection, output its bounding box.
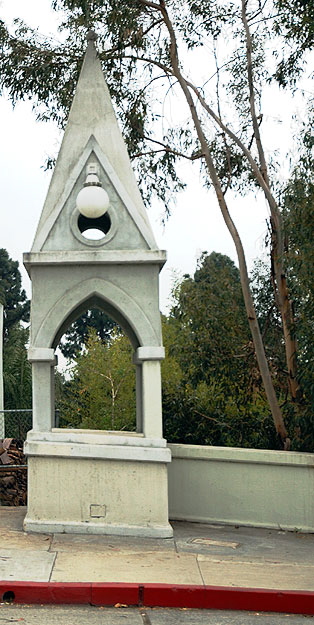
[0,605,313,624]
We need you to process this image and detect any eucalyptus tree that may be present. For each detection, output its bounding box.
[281,146,314,451]
[1,0,313,446]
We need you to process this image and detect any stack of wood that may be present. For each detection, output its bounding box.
[0,438,27,506]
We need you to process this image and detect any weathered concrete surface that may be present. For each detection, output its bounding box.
[169,444,314,533]
[0,529,51,551]
[0,506,52,551]
[0,549,55,582]
[173,521,314,564]
[50,551,202,584]
[1,509,314,592]
[0,606,311,625]
[24,456,172,538]
[0,604,143,624]
[50,532,175,553]
[31,38,156,251]
[24,36,170,539]
[198,557,314,591]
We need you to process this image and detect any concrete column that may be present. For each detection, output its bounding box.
[28,348,56,432]
[0,304,4,437]
[134,346,165,439]
[135,363,143,433]
[141,360,163,438]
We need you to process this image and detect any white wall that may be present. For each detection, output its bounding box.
[168,444,314,532]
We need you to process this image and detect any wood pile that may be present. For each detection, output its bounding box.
[0,438,27,506]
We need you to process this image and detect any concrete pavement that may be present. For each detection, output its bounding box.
[0,605,313,624]
[1,507,314,613]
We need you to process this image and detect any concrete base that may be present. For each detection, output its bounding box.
[23,519,173,538]
[24,434,172,538]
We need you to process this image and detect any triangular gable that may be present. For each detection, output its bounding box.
[32,135,157,252]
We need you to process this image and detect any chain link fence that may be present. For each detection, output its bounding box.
[0,409,32,440]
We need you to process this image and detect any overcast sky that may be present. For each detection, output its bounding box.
[0,0,291,313]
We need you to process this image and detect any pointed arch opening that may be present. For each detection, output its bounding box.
[55,304,137,433]
[30,277,162,438]
[52,293,141,352]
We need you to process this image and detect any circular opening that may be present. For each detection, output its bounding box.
[2,591,15,603]
[78,212,111,241]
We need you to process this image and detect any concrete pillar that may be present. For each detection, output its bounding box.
[134,346,165,439]
[0,304,4,437]
[135,363,143,433]
[141,360,163,438]
[28,348,56,431]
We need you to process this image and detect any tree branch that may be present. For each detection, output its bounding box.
[154,0,290,446]
[241,0,269,185]
[132,135,203,161]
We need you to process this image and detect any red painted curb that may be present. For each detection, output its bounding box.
[143,584,207,609]
[91,583,140,606]
[143,585,314,615]
[0,582,92,604]
[0,582,314,615]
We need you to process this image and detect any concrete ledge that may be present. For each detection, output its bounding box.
[134,346,165,362]
[24,439,171,463]
[23,519,173,538]
[26,429,167,448]
[23,250,167,268]
[0,582,314,614]
[169,443,314,467]
[28,348,56,363]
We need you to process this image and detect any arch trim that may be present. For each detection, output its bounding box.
[32,278,160,350]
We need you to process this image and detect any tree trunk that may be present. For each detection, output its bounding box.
[242,0,299,402]
[159,0,290,447]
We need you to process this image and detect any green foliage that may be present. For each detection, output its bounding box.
[1,1,311,208]
[60,308,118,358]
[170,252,252,389]
[0,249,29,339]
[0,249,31,410]
[273,0,314,85]
[282,175,314,450]
[57,328,136,431]
[161,252,279,450]
[251,216,314,453]
[3,324,32,410]
[0,3,313,445]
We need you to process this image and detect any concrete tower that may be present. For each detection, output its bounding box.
[23,32,172,537]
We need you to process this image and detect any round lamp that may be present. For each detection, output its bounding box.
[76,172,110,219]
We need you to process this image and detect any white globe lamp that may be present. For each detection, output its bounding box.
[76,166,110,219]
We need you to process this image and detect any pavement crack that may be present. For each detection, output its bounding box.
[48,551,57,582]
[139,608,152,625]
[47,534,54,552]
[196,555,206,586]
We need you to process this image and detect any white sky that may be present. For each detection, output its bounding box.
[0,0,301,314]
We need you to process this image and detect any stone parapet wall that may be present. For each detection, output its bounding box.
[168,444,314,532]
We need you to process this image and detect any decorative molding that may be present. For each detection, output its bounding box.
[25,439,172,463]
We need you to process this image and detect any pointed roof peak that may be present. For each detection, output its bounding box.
[31,28,158,251]
[86,29,98,43]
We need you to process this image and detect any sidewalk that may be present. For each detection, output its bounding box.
[1,507,314,613]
